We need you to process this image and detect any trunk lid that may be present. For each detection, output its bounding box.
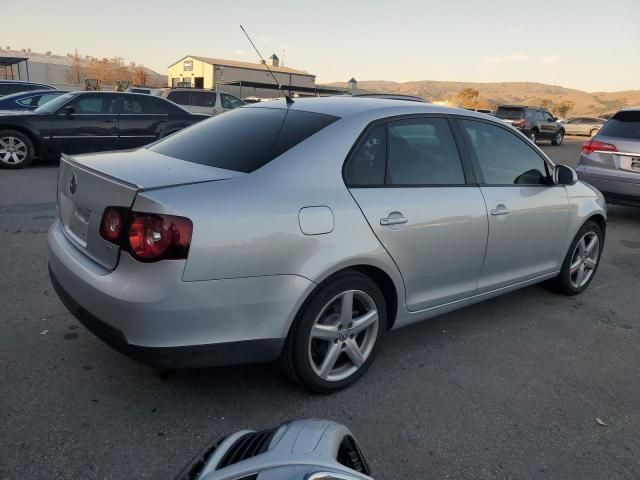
[57,148,244,270]
[586,135,640,182]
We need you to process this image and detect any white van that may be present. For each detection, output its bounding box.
[157,88,245,116]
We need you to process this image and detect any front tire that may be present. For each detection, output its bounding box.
[281,271,387,393]
[0,130,35,169]
[547,220,603,295]
[529,130,537,143]
[551,130,564,146]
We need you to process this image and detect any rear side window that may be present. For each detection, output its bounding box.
[599,111,640,140]
[344,124,387,186]
[495,108,523,120]
[149,107,338,173]
[387,118,465,185]
[191,91,216,107]
[167,91,190,105]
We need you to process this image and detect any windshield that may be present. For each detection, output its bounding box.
[599,111,640,140]
[34,93,74,113]
[495,108,524,120]
[149,107,338,173]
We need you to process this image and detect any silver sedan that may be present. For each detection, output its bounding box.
[48,97,607,392]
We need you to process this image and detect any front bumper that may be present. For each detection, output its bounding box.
[48,220,314,368]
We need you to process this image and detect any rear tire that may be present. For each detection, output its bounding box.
[0,129,35,169]
[547,220,603,295]
[551,130,564,146]
[281,271,387,393]
[529,130,537,143]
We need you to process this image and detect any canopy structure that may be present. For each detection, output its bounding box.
[0,56,30,80]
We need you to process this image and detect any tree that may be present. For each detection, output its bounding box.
[65,49,85,86]
[131,65,149,86]
[554,100,574,118]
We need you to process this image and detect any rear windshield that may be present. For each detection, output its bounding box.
[598,111,640,140]
[149,107,339,173]
[495,108,523,120]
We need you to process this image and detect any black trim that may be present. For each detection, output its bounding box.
[49,265,284,369]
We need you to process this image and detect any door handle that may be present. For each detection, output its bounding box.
[490,205,510,216]
[380,215,408,226]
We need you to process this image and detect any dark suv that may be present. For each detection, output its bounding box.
[495,105,565,145]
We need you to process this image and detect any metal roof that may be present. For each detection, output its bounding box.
[170,55,315,77]
[218,80,343,94]
[0,56,28,67]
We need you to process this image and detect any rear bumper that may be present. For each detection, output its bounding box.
[576,167,640,207]
[47,220,313,368]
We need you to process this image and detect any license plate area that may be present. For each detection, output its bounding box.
[65,205,91,246]
[620,156,640,173]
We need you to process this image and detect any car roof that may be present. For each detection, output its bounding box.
[248,96,498,122]
[0,80,55,87]
[0,89,67,99]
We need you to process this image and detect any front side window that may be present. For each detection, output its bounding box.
[149,107,338,173]
[34,93,74,113]
[386,118,465,185]
[344,124,386,186]
[462,119,549,185]
[221,94,245,110]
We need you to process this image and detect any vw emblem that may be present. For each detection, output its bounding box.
[69,173,78,195]
[338,328,349,342]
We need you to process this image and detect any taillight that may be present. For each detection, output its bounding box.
[582,140,617,155]
[100,207,127,243]
[127,212,192,262]
[516,119,528,128]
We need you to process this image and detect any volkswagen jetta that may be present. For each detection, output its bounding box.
[48,97,607,392]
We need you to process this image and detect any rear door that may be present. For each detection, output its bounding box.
[346,116,488,311]
[458,118,569,291]
[118,94,171,149]
[49,93,118,155]
[190,91,218,115]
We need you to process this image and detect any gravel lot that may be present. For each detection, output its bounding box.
[1,138,639,479]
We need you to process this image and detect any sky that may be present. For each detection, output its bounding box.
[2,0,639,92]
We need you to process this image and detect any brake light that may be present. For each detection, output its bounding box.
[517,119,528,128]
[127,213,192,262]
[100,207,127,243]
[582,140,617,155]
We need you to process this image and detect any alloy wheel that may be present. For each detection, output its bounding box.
[555,131,564,144]
[0,136,28,165]
[308,290,379,382]
[569,232,599,289]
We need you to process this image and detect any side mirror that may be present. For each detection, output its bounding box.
[554,164,578,185]
[64,105,75,115]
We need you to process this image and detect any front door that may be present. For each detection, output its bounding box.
[458,118,569,292]
[50,93,118,155]
[345,116,488,311]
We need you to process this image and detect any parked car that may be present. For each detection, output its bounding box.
[0,89,68,111]
[0,80,56,97]
[563,117,606,137]
[577,108,640,207]
[174,419,372,480]
[48,97,606,393]
[0,91,205,168]
[495,105,565,145]
[125,86,163,95]
[157,88,245,115]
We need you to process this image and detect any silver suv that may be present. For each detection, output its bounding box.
[157,88,245,116]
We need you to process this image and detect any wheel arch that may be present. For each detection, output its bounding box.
[0,124,41,158]
[586,213,606,240]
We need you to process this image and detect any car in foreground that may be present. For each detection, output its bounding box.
[48,97,606,392]
[0,80,57,97]
[495,105,565,145]
[577,109,640,207]
[563,116,606,137]
[0,89,68,111]
[174,419,372,480]
[0,91,205,168]
[157,88,245,115]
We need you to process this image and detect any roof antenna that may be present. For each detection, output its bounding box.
[240,24,294,105]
